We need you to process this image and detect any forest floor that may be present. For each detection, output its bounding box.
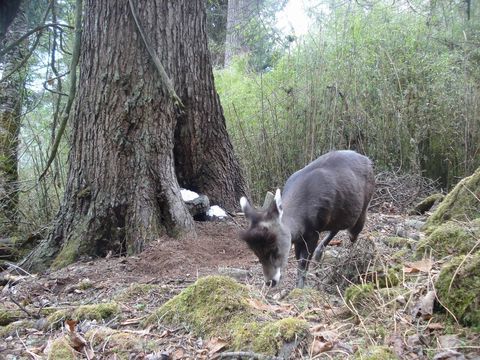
[1,212,479,359]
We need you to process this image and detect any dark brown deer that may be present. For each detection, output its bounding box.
[240,150,375,288]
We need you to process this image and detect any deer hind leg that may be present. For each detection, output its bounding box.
[348,210,367,243]
[312,230,339,263]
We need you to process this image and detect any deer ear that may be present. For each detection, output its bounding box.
[274,188,283,219]
[240,197,254,219]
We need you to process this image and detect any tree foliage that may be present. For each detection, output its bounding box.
[216,0,480,201]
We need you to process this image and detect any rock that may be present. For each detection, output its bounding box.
[184,194,210,219]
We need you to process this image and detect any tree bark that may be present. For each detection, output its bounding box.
[23,0,199,272]
[172,0,248,211]
[0,2,27,235]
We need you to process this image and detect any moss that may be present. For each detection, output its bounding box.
[77,279,93,290]
[408,193,444,215]
[377,267,401,288]
[252,318,308,355]
[345,283,374,307]
[86,327,154,358]
[114,283,162,302]
[424,167,480,231]
[144,276,308,356]
[0,320,34,337]
[48,337,78,360]
[284,288,324,312]
[416,219,480,259]
[435,252,480,327]
[47,302,120,326]
[0,309,23,326]
[51,239,79,270]
[144,276,260,338]
[354,345,398,359]
[384,236,414,248]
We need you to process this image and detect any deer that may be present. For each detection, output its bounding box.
[240,150,375,288]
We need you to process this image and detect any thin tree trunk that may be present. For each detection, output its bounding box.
[224,0,256,66]
[173,0,249,212]
[23,0,196,272]
[0,3,27,234]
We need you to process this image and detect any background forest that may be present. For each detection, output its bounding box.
[1,0,479,244]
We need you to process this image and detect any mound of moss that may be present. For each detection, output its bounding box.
[424,167,480,231]
[0,308,23,326]
[436,252,480,328]
[144,276,308,356]
[86,327,156,356]
[47,302,120,326]
[48,337,77,360]
[416,219,480,259]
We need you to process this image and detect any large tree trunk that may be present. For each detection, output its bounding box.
[23,0,197,272]
[173,1,248,212]
[0,2,27,235]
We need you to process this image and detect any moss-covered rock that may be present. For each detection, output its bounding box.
[435,252,480,327]
[409,193,444,215]
[354,345,398,359]
[239,318,308,355]
[0,320,35,337]
[416,219,480,259]
[0,308,23,326]
[85,327,155,357]
[144,276,308,356]
[47,302,120,326]
[424,167,480,231]
[48,337,78,360]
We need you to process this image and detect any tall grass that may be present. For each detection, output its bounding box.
[215,2,480,202]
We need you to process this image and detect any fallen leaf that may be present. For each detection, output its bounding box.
[311,339,334,355]
[427,322,445,331]
[172,348,184,359]
[405,259,434,273]
[388,333,405,358]
[329,240,342,246]
[206,337,228,355]
[65,319,77,332]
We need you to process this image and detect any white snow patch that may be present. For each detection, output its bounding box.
[207,205,228,219]
[181,189,199,201]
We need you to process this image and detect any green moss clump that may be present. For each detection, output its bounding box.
[435,253,480,327]
[377,268,401,288]
[0,309,23,326]
[114,283,162,302]
[47,302,120,326]
[253,318,308,355]
[408,193,444,215]
[424,167,480,231]
[416,219,480,259]
[384,236,414,248]
[0,320,34,337]
[284,288,324,312]
[48,337,78,360]
[51,239,80,270]
[144,276,259,337]
[354,345,398,359]
[86,327,154,356]
[144,276,308,356]
[345,283,374,307]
